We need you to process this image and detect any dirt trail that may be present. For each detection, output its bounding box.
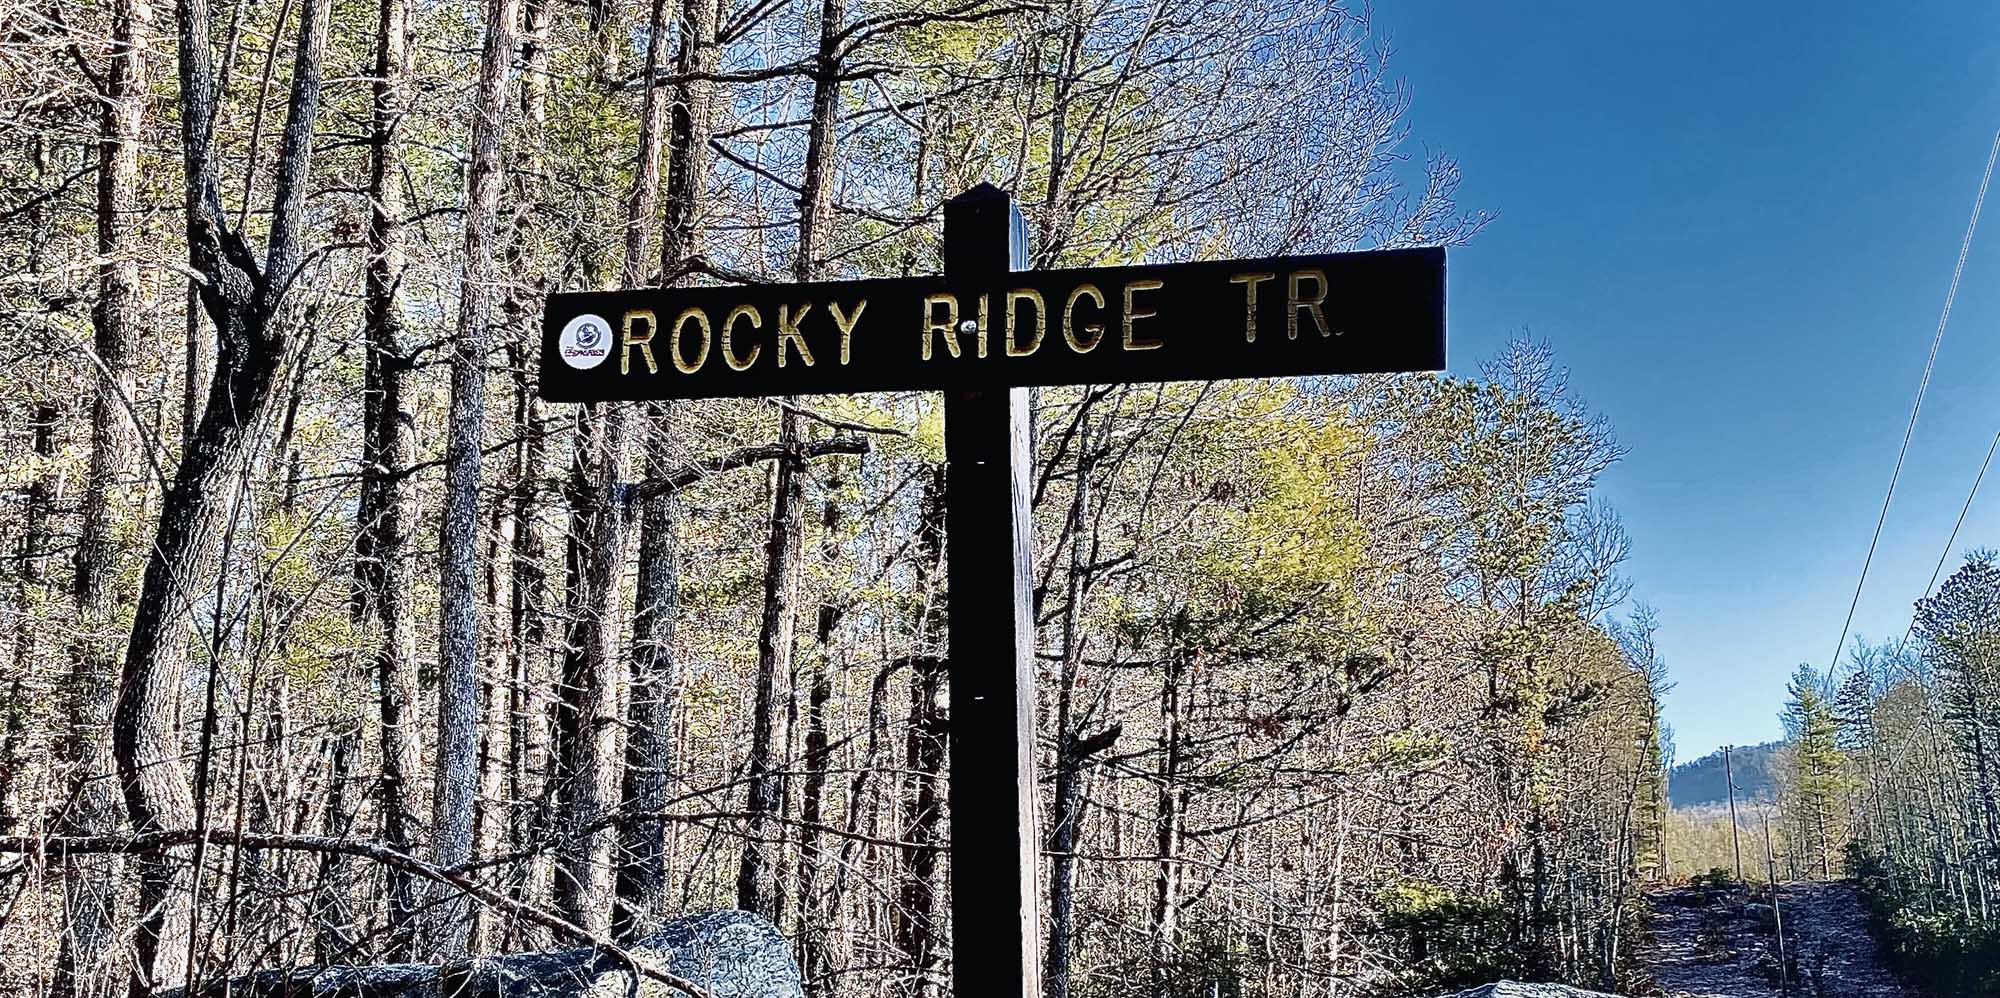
[1642,880,1913,998]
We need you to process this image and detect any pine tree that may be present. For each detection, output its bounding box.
[1782,664,1850,879]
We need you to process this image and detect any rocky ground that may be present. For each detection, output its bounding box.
[1441,983,1621,997]
[1641,880,1914,998]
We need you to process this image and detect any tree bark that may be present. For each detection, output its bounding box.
[897,464,947,997]
[16,402,55,797]
[311,729,360,962]
[617,413,679,939]
[435,0,519,958]
[623,0,723,915]
[658,0,721,285]
[117,0,331,989]
[1150,651,1188,996]
[355,0,423,958]
[61,0,149,988]
[737,413,802,920]
[793,483,845,995]
[610,0,676,942]
[503,0,555,951]
[1044,399,1102,998]
[554,400,631,935]
[755,0,845,955]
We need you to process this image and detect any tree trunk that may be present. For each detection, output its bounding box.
[118,0,331,989]
[473,511,516,953]
[620,0,722,915]
[1150,651,1188,996]
[16,401,55,810]
[355,0,423,958]
[434,0,519,957]
[774,3,846,972]
[312,728,360,962]
[554,399,631,935]
[737,413,802,920]
[897,464,948,997]
[610,0,676,942]
[793,480,846,994]
[60,0,148,988]
[1045,398,1104,998]
[734,0,850,915]
[503,0,555,951]
[587,0,622,85]
[793,638,834,994]
[617,415,679,939]
[658,0,721,284]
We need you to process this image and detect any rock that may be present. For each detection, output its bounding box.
[1743,902,1777,926]
[170,910,802,998]
[1442,983,1626,998]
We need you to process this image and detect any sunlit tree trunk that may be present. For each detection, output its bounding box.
[608,0,675,942]
[116,0,331,988]
[59,0,149,988]
[354,0,424,957]
[435,0,519,957]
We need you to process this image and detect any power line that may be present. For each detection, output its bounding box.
[1826,129,2000,675]
[1890,426,2000,665]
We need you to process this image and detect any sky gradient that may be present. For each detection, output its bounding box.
[1373,1,2000,760]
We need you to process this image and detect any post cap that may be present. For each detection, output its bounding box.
[947,182,1013,206]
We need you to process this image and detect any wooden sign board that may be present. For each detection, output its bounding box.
[538,248,1443,400]
[536,185,1444,998]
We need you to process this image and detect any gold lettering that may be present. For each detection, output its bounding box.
[622,308,658,374]
[923,293,960,360]
[670,307,711,374]
[1004,289,1046,357]
[1122,279,1164,351]
[777,303,814,367]
[975,294,990,358]
[1288,268,1330,339]
[1063,284,1105,353]
[830,299,865,365]
[1231,272,1276,342]
[722,304,762,371]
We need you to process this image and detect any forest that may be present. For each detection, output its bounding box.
[1761,552,2000,995]
[0,1,1674,997]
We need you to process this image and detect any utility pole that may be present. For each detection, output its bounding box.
[1763,812,1787,993]
[1726,744,1743,881]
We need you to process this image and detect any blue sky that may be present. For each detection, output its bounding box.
[1372,1,2000,761]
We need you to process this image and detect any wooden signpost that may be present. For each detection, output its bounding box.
[538,184,1445,998]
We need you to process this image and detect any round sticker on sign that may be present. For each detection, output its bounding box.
[558,314,613,371]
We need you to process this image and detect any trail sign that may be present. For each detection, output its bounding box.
[537,184,1445,998]
[539,248,1441,399]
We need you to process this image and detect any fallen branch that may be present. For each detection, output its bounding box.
[0,829,713,998]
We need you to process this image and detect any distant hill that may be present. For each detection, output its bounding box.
[1668,741,1782,809]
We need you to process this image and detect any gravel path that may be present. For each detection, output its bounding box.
[1643,881,1914,998]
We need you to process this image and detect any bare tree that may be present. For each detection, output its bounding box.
[59,0,149,990]
[435,0,520,957]
[617,0,723,936]
[113,0,332,988]
[600,0,675,943]
[354,0,423,958]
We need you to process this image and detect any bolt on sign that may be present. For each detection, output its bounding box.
[537,185,1444,998]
